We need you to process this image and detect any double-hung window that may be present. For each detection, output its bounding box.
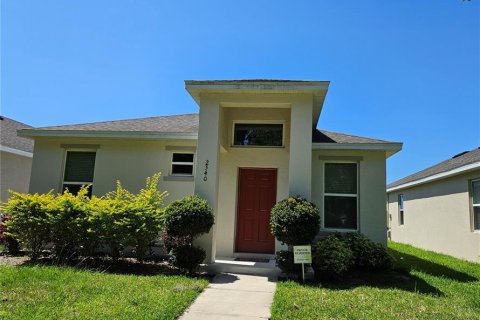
[171,152,195,176]
[472,180,480,231]
[324,162,358,230]
[63,151,96,197]
[398,194,405,225]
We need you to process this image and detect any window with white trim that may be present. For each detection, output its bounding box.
[63,151,96,197]
[324,162,358,230]
[398,194,405,226]
[171,152,195,176]
[472,180,480,231]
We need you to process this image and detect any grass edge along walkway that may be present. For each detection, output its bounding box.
[0,265,208,320]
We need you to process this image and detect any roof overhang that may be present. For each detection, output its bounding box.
[17,129,198,140]
[387,161,480,192]
[185,80,330,127]
[312,142,403,158]
[0,145,33,158]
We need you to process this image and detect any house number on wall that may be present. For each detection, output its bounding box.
[203,160,209,181]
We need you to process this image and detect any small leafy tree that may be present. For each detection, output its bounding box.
[164,195,214,274]
[270,196,320,276]
[270,196,320,246]
[1,191,55,260]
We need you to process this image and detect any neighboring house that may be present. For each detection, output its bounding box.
[19,80,402,262]
[0,116,34,203]
[387,148,480,262]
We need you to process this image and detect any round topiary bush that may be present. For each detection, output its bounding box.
[312,234,353,281]
[164,195,214,239]
[270,196,320,246]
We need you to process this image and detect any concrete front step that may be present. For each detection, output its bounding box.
[203,257,280,277]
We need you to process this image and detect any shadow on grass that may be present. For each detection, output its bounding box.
[18,256,188,277]
[310,269,444,296]
[388,248,478,283]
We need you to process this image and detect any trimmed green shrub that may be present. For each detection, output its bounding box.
[275,250,302,276]
[312,235,353,281]
[162,234,191,253]
[270,196,320,246]
[0,215,20,255]
[1,173,167,262]
[164,195,214,273]
[104,174,167,261]
[1,192,55,260]
[344,232,392,269]
[48,187,91,261]
[164,195,214,239]
[171,245,206,275]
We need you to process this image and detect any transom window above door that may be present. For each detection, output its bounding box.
[233,123,284,147]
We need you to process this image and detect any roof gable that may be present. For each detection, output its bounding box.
[0,116,34,153]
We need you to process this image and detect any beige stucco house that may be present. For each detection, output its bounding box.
[387,148,480,262]
[19,80,402,262]
[0,116,34,202]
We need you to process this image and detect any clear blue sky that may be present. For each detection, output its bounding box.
[2,0,479,183]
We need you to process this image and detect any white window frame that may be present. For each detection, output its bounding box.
[322,161,359,232]
[471,179,480,232]
[398,194,405,226]
[62,149,97,194]
[170,151,195,176]
[231,120,285,148]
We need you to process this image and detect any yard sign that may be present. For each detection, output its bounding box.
[293,245,312,282]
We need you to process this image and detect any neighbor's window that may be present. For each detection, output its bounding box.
[398,194,405,225]
[63,151,96,197]
[233,123,283,147]
[472,180,480,231]
[324,163,358,230]
[171,152,195,175]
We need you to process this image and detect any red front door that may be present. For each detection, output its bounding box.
[236,168,277,254]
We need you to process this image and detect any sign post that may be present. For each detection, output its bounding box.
[293,245,312,282]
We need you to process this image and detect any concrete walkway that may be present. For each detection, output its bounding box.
[179,273,277,319]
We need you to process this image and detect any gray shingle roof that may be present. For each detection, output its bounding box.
[22,113,396,145]
[32,113,199,133]
[0,116,34,153]
[388,148,480,189]
[313,129,391,144]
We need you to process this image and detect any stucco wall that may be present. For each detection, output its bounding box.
[216,107,290,257]
[388,170,480,262]
[0,151,32,202]
[312,150,388,245]
[29,138,195,203]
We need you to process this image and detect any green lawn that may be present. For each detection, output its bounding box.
[271,241,480,320]
[0,265,208,320]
